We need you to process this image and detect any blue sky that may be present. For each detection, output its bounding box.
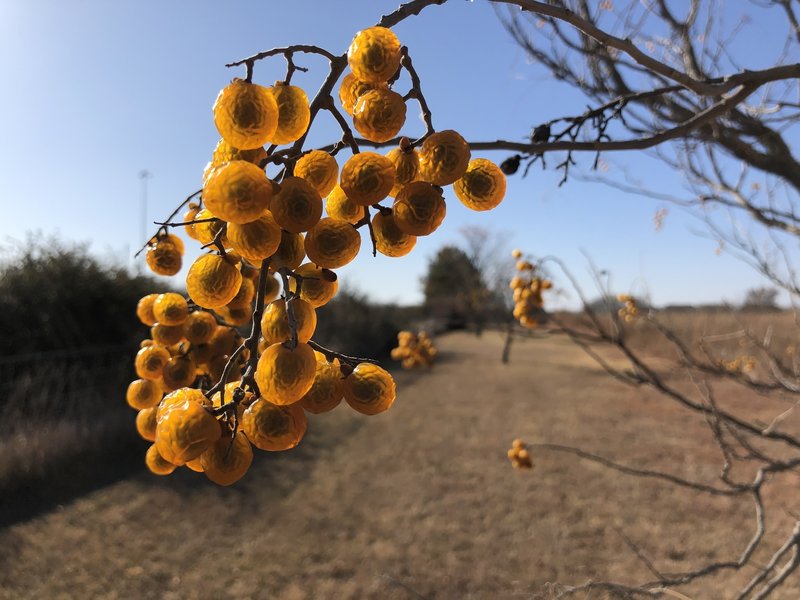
[0,0,794,308]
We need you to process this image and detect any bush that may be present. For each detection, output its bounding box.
[0,235,165,355]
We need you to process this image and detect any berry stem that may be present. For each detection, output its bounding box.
[307,340,380,367]
[134,189,201,257]
[354,207,378,257]
[277,267,300,350]
[399,47,435,149]
[239,258,273,395]
[321,96,360,155]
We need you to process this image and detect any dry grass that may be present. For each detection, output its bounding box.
[1,330,799,599]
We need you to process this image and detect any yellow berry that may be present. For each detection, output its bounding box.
[183,311,217,345]
[241,398,307,451]
[151,322,186,347]
[227,277,255,308]
[153,293,189,326]
[161,355,197,392]
[386,147,420,197]
[135,345,171,380]
[126,379,163,410]
[255,342,317,405]
[136,294,160,326]
[203,160,274,225]
[299,355,344,414]
[270,176,323,233]
[226,211,282,262]
[338,72,388,116]
[454,158,506,211]
[270,231,306,271]
[192,208,226,246]
[186,253,243,309]
[304,217,361,269]
[294,150,339,197]
[353,89,406,143]
[136,407,158,442]
[372,210,416,258]
[260,298,317,345]
[340,152,396,206]
[392,181,446,236]
[200,431,253,486]
[213,79,279,150]
[145,239,182,276]
[418,130,471,186]
[343,362,396,416]
[347,27,402,83]
[155,394,221,465]
[325,185,364,224]
[287,263,338,308]
[184,204,202,241]
[145,444,176,476]
[211,138,267,168]
[269,83,311,145]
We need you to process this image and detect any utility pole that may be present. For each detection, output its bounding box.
[138,170,153,273]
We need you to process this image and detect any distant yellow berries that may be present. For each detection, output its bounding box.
[510,250,552,329]
[391,331,436,369]
[507,439,533,470]
[718,355,757,374]
[617,294,639,322]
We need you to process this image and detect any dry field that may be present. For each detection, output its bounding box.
[1,329,799,599]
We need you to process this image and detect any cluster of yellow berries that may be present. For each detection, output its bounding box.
[718,355,757,374]
[509,249,552,329]
[507,439,533,470]
[617,294,640,322]
[390,330,437,369]
[133,25,510,485]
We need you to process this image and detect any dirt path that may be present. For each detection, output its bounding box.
[1,332,797,599]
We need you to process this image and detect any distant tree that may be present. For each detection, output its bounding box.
[421,246,488,330]
[742,286,780,310]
